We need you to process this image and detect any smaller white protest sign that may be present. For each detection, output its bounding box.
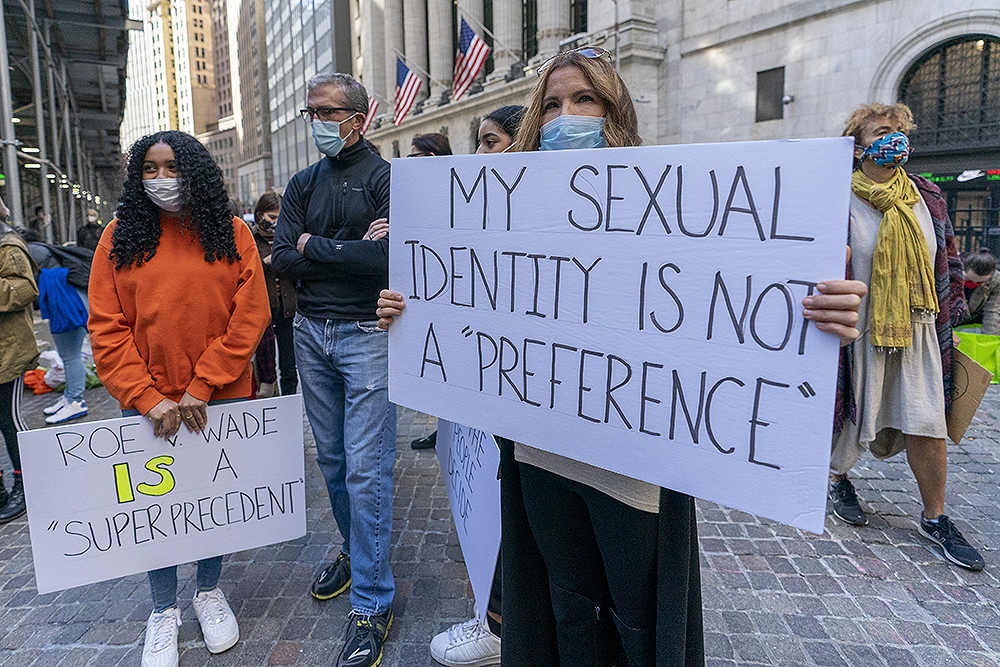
[18,395,306,594]
[436,421,501,622]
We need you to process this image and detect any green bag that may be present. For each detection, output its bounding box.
[955,325,1000,384]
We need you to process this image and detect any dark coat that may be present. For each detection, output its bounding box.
[254,231,297,318]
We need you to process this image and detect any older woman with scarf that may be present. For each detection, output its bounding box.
[828,103,984,571]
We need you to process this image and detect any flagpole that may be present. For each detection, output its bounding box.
[454,4,522,64]
[393,50,449,90]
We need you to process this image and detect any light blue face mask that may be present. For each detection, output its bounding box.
[312,114,357,158]
[539,115,607,151]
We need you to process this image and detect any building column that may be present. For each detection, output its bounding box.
[383,0,404,106]
[487,0,523,84]
[0,0,24,227]
[46,42,64,242]
[74,127,85,227]
[358,0,385,109]
[461,0,487,92]
[427,0,452,105]
[27,0,52,241]
[60,61,75,234]
[402,0,429,105]
[536,0,570,56]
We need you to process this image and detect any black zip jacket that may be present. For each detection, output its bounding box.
[271,139,390,321]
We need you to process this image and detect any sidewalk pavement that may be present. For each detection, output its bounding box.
[0,329,999,666]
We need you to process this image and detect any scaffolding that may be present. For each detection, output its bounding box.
[0,0,132,243]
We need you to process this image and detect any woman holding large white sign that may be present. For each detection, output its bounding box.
[379,49,867,667]
[88,131,270,667]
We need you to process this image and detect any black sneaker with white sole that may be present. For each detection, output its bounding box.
[335,608,393,667]
[312,553,351,600]
[830,478,868,526]
[918,513,984,571]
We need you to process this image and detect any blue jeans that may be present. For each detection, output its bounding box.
[51,325,87,403]
[293,314,396,615]
[124,398,244,612]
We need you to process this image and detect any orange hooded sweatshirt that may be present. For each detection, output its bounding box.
[88,214,270,414]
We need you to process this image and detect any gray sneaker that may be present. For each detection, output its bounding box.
[830,478,868,526]
[919,513,985,571]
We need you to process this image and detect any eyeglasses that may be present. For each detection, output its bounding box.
[537,46,612,76]
[300,107,359,122]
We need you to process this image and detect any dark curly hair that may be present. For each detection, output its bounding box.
[112,131,240,269]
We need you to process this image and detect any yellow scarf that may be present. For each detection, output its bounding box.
[851,168,938,349]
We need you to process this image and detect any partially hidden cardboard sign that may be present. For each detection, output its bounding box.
[436,421,501,622]
[948,349,993,444]
[387,138,854,533]
[19,395,306,594]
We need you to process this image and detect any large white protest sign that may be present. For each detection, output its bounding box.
[19,395,306,594]
[388,138,854,534]
[436,421,501,622]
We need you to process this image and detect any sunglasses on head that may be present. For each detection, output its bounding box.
[537,46,612,76]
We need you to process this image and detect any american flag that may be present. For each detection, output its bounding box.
[360,95,379,135]
[394,58,422,126]
[452,18,490,101]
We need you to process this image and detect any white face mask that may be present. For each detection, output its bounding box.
[87,215,97,223]
[143,178,182,212]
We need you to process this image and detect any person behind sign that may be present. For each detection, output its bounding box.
[88,130,270,667]
[252,191,299,397]
[78,208,105,251]
[828,103,985,571]
[959,247,1000,335]
[377,47,867,666]
[0,196,39,525]
[409,132,453,157]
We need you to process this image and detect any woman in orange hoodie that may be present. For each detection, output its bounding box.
[88,130,270,667]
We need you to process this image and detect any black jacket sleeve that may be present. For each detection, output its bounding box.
[299,158,390,275]
[270,172,347,280]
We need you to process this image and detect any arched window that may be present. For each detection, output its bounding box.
[899,35,1000,152]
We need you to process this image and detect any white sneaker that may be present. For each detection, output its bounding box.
[45,400,87,424]
[42,395,68,415]
[191,588,239,653]
[430,617,501,667]
[141,607,181,667]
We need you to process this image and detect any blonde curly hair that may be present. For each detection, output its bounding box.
[842,102,917,145]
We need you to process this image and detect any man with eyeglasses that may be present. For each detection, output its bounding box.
[271,72,397,667]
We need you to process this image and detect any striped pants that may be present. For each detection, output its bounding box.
[0,377,28,476]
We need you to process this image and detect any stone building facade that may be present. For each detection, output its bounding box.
[363,1,997,241]
[260,0,998,240]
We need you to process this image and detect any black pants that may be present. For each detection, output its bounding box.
[273,311,298,396]
[518,462,658,666]
[0,377,28,475]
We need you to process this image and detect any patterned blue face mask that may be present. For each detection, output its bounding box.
[312,114,357,158]
[539,115,607,151]
[860,131,911,168]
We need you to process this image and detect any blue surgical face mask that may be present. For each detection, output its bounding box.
[312,113,358,158]
[539,115,607,151]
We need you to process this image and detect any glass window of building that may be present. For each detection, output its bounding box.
[899,35,1000,153]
